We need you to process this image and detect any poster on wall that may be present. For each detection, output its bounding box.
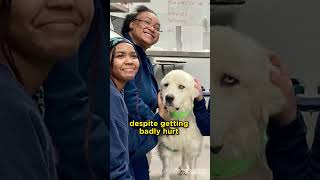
[168,0,210,26]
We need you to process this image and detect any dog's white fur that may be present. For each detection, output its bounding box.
[211,26,285,180]
[158,70,203,180]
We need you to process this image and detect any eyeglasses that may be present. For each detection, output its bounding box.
[134,19,162,33]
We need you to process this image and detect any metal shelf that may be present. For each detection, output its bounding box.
[146,50,210,58]
[211,0,246,5]
[110,3,129,13]
[111,0,150,2]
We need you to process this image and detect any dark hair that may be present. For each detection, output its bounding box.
[109,47,116,76]
[0,0,10,36]
[121,5,157,35]
[0,0,24,84]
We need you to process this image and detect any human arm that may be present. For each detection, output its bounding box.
[110,94,134,180]
[193,78,210,136]
[266,53,309,180]
[124,80,156,122]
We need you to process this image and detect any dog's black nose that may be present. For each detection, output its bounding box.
[165,95,174,103]
[211,145,224,154]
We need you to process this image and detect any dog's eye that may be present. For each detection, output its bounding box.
[179,85,185,89]
[164,83,169,87]
[221,74,239,86]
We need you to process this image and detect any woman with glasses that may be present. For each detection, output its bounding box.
[120,5,163,180]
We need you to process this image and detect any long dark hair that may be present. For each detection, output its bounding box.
[121,5,157,35]
[109,47,117,86]
[0,0,24,84]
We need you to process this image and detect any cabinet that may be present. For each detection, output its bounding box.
[211,0,246,26]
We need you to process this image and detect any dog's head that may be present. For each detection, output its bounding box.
[211,26,285,161]
[160,70,199,114]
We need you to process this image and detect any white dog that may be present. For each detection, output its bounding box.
[158,70,203,180]
[211,26,285,180]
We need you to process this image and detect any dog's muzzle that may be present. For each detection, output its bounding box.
[165,94,174,104]
[211,144,224,154]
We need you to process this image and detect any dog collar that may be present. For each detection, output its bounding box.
[159,142,179,152]
[212,157,256,177]
[212,133,268,178]
[169,105,193,119]
[169,111,192,119]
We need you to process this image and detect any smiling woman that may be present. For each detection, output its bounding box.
[120,5,163,180]
[110,38,140,90]
[0,0,93,179]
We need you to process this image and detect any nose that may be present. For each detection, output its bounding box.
[211,144,224,154]
[165,95,174,103]
[148,26,157,32]
[47,0,75,9]
[124,56,135,65]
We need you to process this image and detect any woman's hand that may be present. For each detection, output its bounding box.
[269,53,297,126]
[194,78,204,101]
[157,91,168,119]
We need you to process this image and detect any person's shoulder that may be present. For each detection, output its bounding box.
[110,80,126,108]
[110,81,122,100]
[0,65,31,114]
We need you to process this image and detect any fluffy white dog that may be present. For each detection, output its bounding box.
[158,70,203,180]
[211,26,285,180]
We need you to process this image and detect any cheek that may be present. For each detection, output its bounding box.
[154,35,160,42]
[111,60,122,73]
[134,60,140,69]
[7,1,41,55]
[213,88,253,130]
[78,0,94,27]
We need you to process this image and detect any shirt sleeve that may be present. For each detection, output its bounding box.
[0,101,51,180]
[193,98,210,136]
[310,115,320,180]
[110,114,134,180]
[110,90,134,180]
[124,80,155,122]
[128,113,163,162]
[266,112,309,180]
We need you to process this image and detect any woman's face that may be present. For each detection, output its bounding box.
[7,0,94,61]
[129,11,160,50]
[111,43,140,82]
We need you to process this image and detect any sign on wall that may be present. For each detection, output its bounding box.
[168,0,210,26]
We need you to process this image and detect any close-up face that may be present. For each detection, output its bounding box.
[111,43,140,82]
[129,11,160,50]
[6,0,94,61]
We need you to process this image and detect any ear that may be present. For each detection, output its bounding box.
[129,21,134,29]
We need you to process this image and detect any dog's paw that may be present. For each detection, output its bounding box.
[178,167,191,175]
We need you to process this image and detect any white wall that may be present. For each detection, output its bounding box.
[111,0,210,52]
[233,0,320,96]
[231,0,320,145]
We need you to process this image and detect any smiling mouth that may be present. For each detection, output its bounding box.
[122,68,136,71]
[36,17,81,32]
[164,103,180,110]
[144,32,154,39]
